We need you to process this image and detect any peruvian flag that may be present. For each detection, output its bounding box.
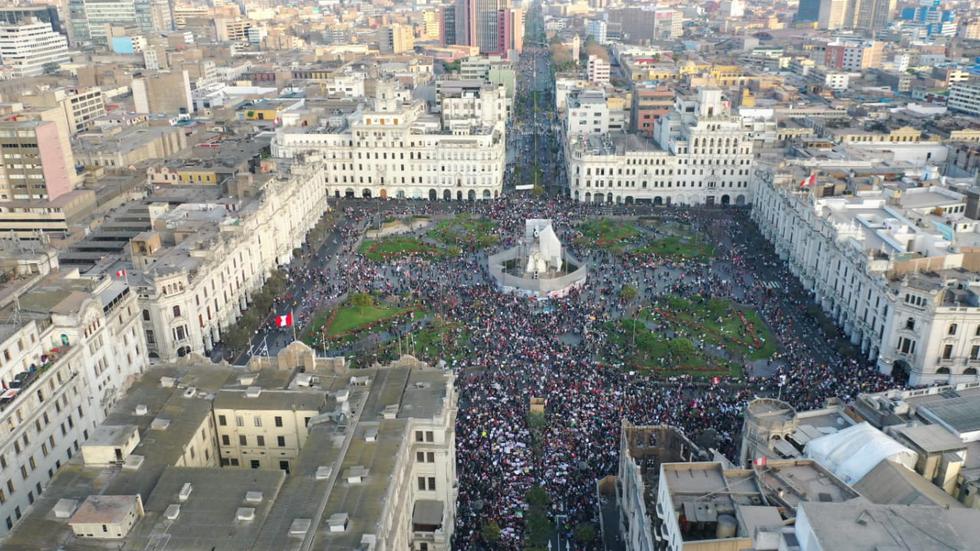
[753,456,767,467]
[115,269,127,278]
[799,173,816,188]
[275,313,293,328]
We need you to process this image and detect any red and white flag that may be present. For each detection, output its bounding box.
[799,173,816,188]
[115,269,127,278]
[753,456,767,467]
[275,313,293,328]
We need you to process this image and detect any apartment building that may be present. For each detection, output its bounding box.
[5,348,458,551]
[566,89,610,137]
[378,23,415,54]
[0,269,147,537]
[751,171,980,385]
[566,89,754,206]
[127,159,328,362]
[21,87,106,135]
[0,22,69,78]
[131,70,193,115]
[587,55,610,85]
[440,82,510,127]
[0,120,94,237]
[273,83,505,201]
[949,81,980,117]
[824,40,883,71]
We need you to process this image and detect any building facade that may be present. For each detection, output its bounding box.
[131,160,328,362]
[272,90,505,201]
[566,89,754,206]
[0,22,69,78]
[752,171,980,385]
[0,271,148,537]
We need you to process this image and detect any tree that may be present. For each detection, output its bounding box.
[481,520,502,544]
[350,292,374,310]
[620,284,638,303]
[526,486,551,510]
[574,523,596,544]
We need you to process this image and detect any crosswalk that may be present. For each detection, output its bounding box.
[761,281,781,290]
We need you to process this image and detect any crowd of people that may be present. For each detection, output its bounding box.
[247,197,897,550]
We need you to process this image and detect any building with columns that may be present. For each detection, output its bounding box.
[272,82,505,201]
[565,88,754,206]
[121,158,328,362]
[752,169,980,385]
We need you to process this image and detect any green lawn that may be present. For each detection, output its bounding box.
[428,214,499,249]
[635,235,716,260]
[608,295,777,377]
[574,219,642,254]
[375,318,470,365]
[302,300,414,347]
[359,236,452,262]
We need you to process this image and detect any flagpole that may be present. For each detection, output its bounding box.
[291,311,296,342]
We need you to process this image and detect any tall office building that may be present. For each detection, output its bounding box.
[853,0,896,32]
[68,0,172,44]
[378,23,415,54]
[0,121,75,202]
[0,21,70,78]
[440,4,457,45]
[818,0,895,31]
[796,0,822,22]
[455,0,511,54]
[0,6,64,35]
[818,0,848,29]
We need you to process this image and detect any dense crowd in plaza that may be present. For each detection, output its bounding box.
[255,197,895,550]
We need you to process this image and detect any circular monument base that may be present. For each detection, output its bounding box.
[488,247,588,300]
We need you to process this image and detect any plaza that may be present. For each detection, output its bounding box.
[231,195,894,551]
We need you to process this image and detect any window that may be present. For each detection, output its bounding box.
[230,458,239,466]
[274,416,283,427]
[236,416,244,427]
[427,477,436,491]
[218,415,227,426]
[949,324,958,336]
[250,460,260,469]
[905,318,914,331]
[256,436,265,447]
[427,452,435,463]
[277,436,285,447]
[253,416,262,427]
[173,306,181,318]
[415,431,423,442]
[417,451,425,463]
[221,435,230,446]
[239,435,247,446]
[279,460,290,473]
[943,344,954,360]
[417,477,426,491]
[425,431,434,443]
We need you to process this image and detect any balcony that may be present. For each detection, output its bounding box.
[0,342,75,414]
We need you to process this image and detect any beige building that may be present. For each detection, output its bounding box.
[127,159,328,362]
[213,387,323,472]
[131,70,193,115]
[5,347,458,551]
[379,23,415,54]
[21,87,107,135]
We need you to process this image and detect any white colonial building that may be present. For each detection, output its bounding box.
[125,158,329,362]
[566,88,754,206]
[272,82,505,201]
[0,269,147,537]
[752,169,980,385]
